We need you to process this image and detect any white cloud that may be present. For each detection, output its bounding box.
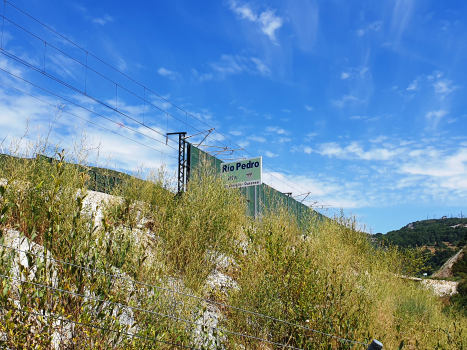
[229,130,242,136]
[238,106,254,114]
[316,141,399,161]
[432,79,459,95]
[48,54,80,79]
[251,57,270,75]
[370,136,389,143]
[426,110,448,129]
[340,67,369,80]
[400,148,467,178]
[305,105,313,111]
[229,1,256,21]
[262,171,361,210]
[265,151,278,158]
[304,132,318,141]
[186,108,214,122]
[93,14,114,26]
[228,1,283,42]
[0,86,177,173]
[157,67,181,80]
[238,140,250,148]
[406,78,419,91]
[357,21,382,36]
[248,135,266,142]
[192,69,213,82]
[209,55,270,78]
[282,109,291,113]
[117,58,127,71]
[404,71,460,96]
[278,137,291,143]
[258,9,283,41]
[266,126,288,135]
[332,95,358,108]
[303,146,312,154]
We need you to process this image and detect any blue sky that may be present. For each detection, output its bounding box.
[0,0,466,234]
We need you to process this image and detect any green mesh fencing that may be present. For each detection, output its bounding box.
[187,144,327,226]
[0,153,128,195]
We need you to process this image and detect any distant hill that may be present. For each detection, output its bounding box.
[380,217,467,248]
[373,218,467,275]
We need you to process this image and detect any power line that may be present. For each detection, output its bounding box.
[0,243,368,348]
[0,61,178,152]
[0,78,177,159]
[0,12,194,143]
[0,1,337,215]
[0,47,179,149]
[3,0,212,130]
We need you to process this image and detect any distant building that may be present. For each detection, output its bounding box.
[441,216,448,219]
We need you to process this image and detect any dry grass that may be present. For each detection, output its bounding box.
[0,129,467,349]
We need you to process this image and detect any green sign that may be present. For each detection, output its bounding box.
[221,157,262,188]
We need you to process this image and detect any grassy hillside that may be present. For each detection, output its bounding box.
[1,144,467,348]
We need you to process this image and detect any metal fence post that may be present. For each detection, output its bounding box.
[367,339,383,350]
[254,184,257,219]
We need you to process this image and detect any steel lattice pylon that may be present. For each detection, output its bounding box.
[167,132,187,194]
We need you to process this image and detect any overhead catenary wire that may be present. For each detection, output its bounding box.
[0,64,179,153]
[0,48,180,150]
[0,13,193,144]
[0,243,369,348]
[0,0,338,215]
[0,78,177,159]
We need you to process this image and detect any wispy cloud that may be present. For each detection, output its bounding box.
[266,126,288,135]
[238,140,250,148]
[426,110,448,129]
[265,150,278,157]
[93,14,114,26]
[248,135,266,142]
[332,95,358,108]
[370,136,388,143]
[340,67,369,80]
[228,0,283,43]
[204,55,270,80]
[432,79,459,95]
[117,58,127,71]
[315,141,400,161]
[357,21,382,36]
[304,105,313,111]
[304,132,318,141]
[229,130,242,136]
[157,67,181,80]
[48,54,80,79]
[391,0,415,42]
[404,70,459,97]
[406,77,420,90]
[282,109,291,113]
[238,106,255,115]
[192,69,213,82]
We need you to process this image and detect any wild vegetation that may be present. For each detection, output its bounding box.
[381,218,467,248]
[377,218,467,274]
[1,133,467,349]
